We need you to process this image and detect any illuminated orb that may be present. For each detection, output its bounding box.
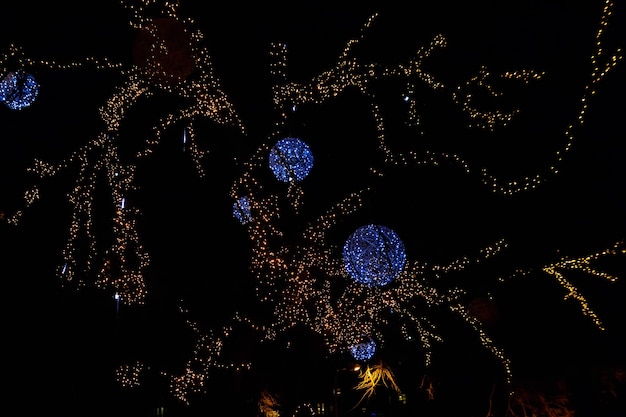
[343,224,406,287]
[350,336,377,361]
[0,71,39,110]
[268,137,314,183]
[233,196,252,224]
[132,17,196,84]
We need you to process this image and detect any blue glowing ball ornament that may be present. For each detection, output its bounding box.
[0,71,39,110]
[233,196,252,224]
[343,224,406,287]
[268,137,313,183]
[350,336,377,361]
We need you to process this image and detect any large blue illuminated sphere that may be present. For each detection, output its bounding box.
[268,137,313,183]
[0,71,39,110]
[350,336,377,361]
[233,196,252,224]
[342,224,406,287]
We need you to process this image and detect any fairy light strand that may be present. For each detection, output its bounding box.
[0,0,622,408]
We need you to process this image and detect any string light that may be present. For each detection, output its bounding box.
[228,0,622,396]
[0,0,622,408]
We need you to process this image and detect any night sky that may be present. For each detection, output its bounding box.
[2,2,626,417]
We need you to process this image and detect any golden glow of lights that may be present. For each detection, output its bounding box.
[1,0,245,306]
[542,241,625,331]
[480,0,622,195]
[497,240,625,332]
[258,390,281,417]
[115,361,144,388]
[1,0,622,408]
[352,361,402,410]
[227,1,622,395]
[116,306,255,404]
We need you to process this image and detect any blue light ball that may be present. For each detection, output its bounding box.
[233,196,252,224]
[268,137,313,183]
[342,224,406,287]
[0,71,39,110]
[350,336,377,361]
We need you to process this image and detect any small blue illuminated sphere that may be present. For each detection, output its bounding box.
[342,224,406,287]
[268,137,313,183]
[233,196,252,224]
[0,71,39,110]
[350,336,377,361]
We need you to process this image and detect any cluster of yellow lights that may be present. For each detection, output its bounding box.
[228,0,622,396]
[160,311,250,405]
[543,250,622,331]
[116,305,254,404]
[258,390,281,417]
[0,0,623,407]
[115,360,144,388]
[352,361,402,410]
[481,1,622,195]
[497,240,625,332]
[290,403,318,417]
[1,0,245,306]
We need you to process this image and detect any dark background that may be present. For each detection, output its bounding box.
[2,1,626,416]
